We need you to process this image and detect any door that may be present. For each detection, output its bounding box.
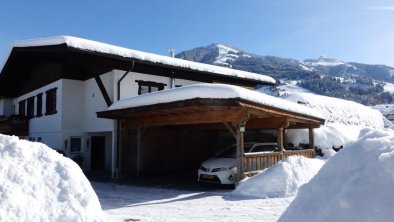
[91,136,106,171]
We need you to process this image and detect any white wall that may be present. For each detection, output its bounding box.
[15,80,63,148]
[0,99,14,116]
[112,69,200,101]
[8,69,204,173]
[82,72,115,133]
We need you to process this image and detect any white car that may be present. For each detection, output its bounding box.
[198,142,279,184]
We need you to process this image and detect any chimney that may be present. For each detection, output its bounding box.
[169,49,175,58]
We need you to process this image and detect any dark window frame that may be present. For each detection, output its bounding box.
[27,96,35,119]
[45,88,57,115]
[36,93,43,117]
[70,137,82,153]
[18,100,26,116]
[135,80,166,95]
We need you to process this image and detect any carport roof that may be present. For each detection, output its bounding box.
[97,84,325,128]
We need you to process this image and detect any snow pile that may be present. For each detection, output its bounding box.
[0,134,104,221]
[284,93,385,156]
[284,93,384,128]
[286,124,362,157]
[279,128,394,222]
[232,156,325,198]
[107,84,324,120]
[2,36,275,84]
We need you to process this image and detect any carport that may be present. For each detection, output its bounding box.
[97,84,325,183]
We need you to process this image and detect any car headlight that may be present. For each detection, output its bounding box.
[199,166,209,172]
[211,167,228,172]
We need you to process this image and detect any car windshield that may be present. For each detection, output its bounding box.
[215,143,255,158]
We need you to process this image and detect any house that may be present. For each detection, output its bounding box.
[0,36,323,181]
[371,104,394,125]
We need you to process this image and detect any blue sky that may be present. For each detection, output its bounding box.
[1,0,394,66]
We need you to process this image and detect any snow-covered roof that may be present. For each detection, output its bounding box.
[0,36,275,85]
[284,93,384,128]
[108,84,324,120]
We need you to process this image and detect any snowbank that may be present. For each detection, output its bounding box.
[232,156,325,198]
[286,124,363,157]
[284,93,384,128]
[284,93,385,156]
[279,128,394,222]
[0,134,104,222]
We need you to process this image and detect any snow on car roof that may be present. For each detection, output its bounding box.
[108,83,324,120]
[1,36,275,84]
[284,92,384,128]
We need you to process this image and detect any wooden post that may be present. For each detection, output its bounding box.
[137,127,143,178]
[118,120,128,178]
[236,124,245,184]
[278,127,284,152]
[309,127,314,151]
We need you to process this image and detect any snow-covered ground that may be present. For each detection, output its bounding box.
[94,182,293,222]
[95,156,323,222]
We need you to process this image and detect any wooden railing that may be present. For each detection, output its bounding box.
[244,149,315,173]
[0,115,29,136]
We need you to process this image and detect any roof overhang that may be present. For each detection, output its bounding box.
[97,98,325,129]
[0,36,275,97]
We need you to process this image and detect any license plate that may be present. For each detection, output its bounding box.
[202,174,215,180]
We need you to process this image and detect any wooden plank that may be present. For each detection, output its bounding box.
[94,76,112,107]
[287,123,321,129]
[246,117,289,129]
[239,100,325,124]
[125,109,247,127]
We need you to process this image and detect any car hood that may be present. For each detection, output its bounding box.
[201,157,235,169]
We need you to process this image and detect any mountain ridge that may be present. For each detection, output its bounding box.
[176,43,394,105]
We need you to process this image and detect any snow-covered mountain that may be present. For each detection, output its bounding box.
[176,44,394,105]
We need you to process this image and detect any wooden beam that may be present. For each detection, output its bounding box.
[236,124,245,183]
[125,109,247,127]
[94,76,112,107]
[246,117,288,129]
[287,122,321,129]
[223,122,236,139]
[239,100,325,125]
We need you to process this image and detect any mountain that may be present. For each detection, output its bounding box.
[176,44,394,105]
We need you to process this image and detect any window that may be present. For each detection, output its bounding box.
[18,100,26,116]
[135,80,166,95]
[45,88,57,115]
[27,97,35,119]
[36,93,43,117]
[70,137,82,153]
